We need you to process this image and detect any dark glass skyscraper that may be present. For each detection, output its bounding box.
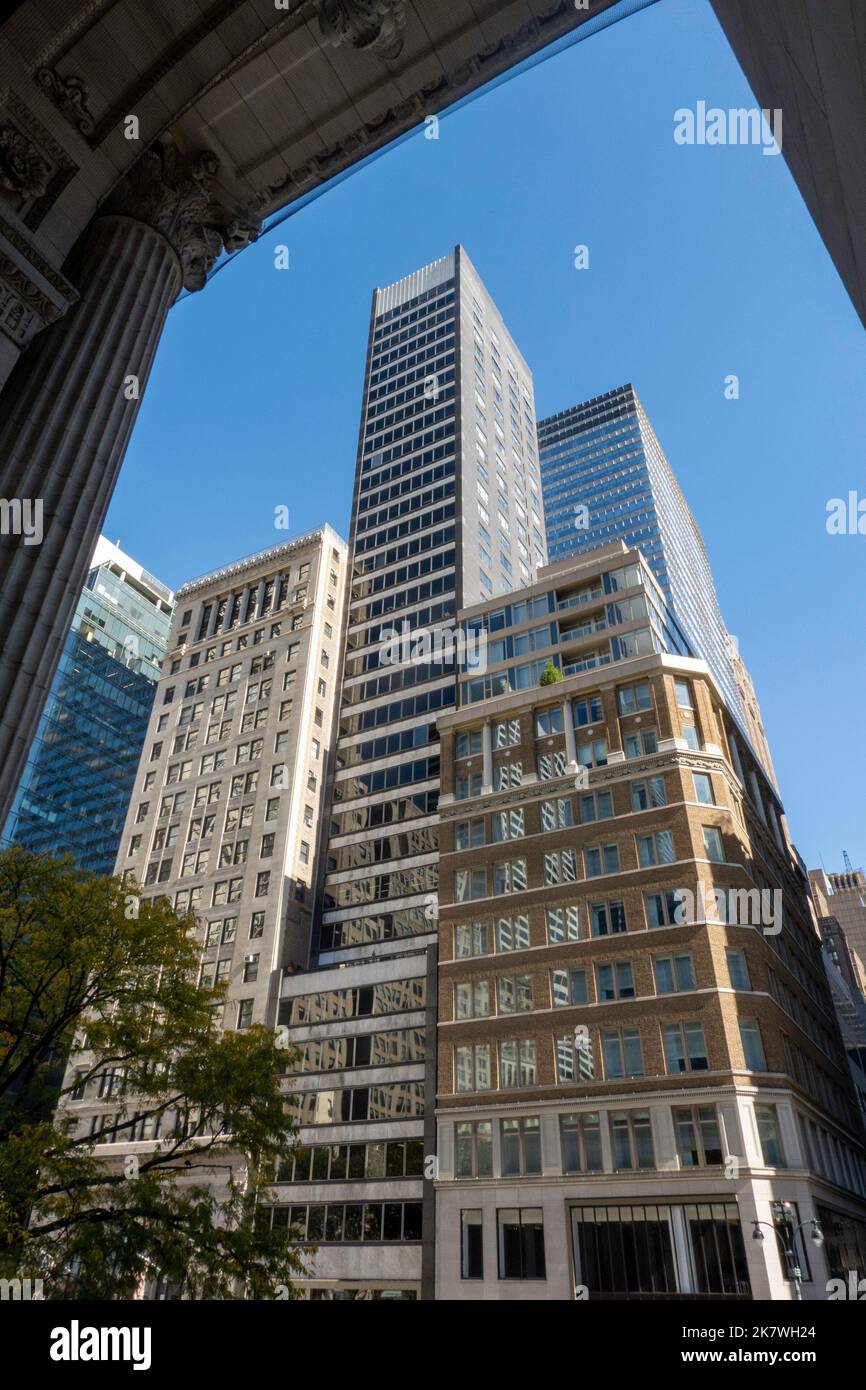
[538,383,746,732]
[3,538,173,875]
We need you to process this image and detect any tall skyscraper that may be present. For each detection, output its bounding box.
[538,384,748,742]
[434,543,866,1299]
[2,537,173,875]
[272,247,547,1299]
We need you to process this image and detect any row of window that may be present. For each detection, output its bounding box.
[450,947,751,1018]
[452,826,725,906]
[453,1102,784,1179]
[449,826,725,908]
[453,1017,768,1092]
[262,1201,422,1244]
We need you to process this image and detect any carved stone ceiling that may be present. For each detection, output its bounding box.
[0,1,616,271]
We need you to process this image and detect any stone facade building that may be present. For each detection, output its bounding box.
[433,546,866,1299]
[62,525,347,1157]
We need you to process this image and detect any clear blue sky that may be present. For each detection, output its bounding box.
[107,0,866,872]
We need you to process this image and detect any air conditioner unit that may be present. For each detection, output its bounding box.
[244,953,257,964]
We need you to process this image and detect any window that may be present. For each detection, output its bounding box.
[455,980,491,1020]
[456,729,483,759]
[674,678,693,708]
[624,729,657,759]
[495,760,522,790]
[595,961,635,1001]
[461,1211,484,1280]
[584,843,619,878]
[610,1110,654,1169]
[537,750,566,780]
[496,915,529,952]
[547,904,581,943]
[590,900,626,937]
[455,922,489,958]
[572,693,603,727]
[455,773,482,801]
[492,808,525,842]
[556,1032,594,1081]
[456,1121,493,1178]
[726,949,751,990]
[535,706,564,737]
[237,1000,254,1029]
[551,968,588,1006]
[578,790,613,823]
[455,818,485,851]
[693,773,714,805]
[577,738,607,768]
[455,1043,491,1093]
[755,1103,785,1166]
[674,1106,723,1167]
[630,777,666,810]
[501,1117,541,1176]
[637,829,675,867]
[455,868,487,903]
[494,718,521,747]
[663,1021,708,1073]
[260,833,275,858]
[499,1040,536,1088]
[255,871,270,897]
[653,953,695,994]
[544,849,578,885]
[540,798,573,832]
[560,1113,602,1172]
[493,860,527,895]
[497,1208,545,1280]
[602,1028,644,1078]
[243,955,259,984]
[617,681,652,714]
[739,1018,766,1071]
[249,911,265,939]
[497,976,533,1014]
[681,724,700,750]
[644,890,681,929]
[702,825,724,862]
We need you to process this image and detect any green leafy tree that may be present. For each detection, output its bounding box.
[0,847,305,1299]
[539,659,563,686]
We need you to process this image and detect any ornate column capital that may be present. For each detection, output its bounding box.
[318,0,407,59]
[98,140,260,292]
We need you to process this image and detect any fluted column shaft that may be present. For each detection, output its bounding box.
[0,215,181,827]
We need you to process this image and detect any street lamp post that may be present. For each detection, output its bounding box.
[752,1201,824,1301]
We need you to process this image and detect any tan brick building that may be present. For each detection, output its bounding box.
[433,545,866,1299]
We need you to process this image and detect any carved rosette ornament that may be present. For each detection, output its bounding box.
[318,0,407,59]
[98,140,260,292]
[0,125,51,200]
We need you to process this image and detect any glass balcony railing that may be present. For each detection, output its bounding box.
[559,618,607,642]
[556,587,603,612]
[563,651,612,676]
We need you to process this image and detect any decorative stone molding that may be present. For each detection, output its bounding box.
[0,89,78,229]
[98,140,260,292]
[34,68,95,138]
[260,0,582,211]
[318,0,407,59]
[0,124,50,199]
[0,212,78,351]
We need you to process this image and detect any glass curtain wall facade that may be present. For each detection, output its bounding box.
[538,385,746,736]
[2,537,173,875]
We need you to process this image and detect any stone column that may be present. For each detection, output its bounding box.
[0,139,259,826]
